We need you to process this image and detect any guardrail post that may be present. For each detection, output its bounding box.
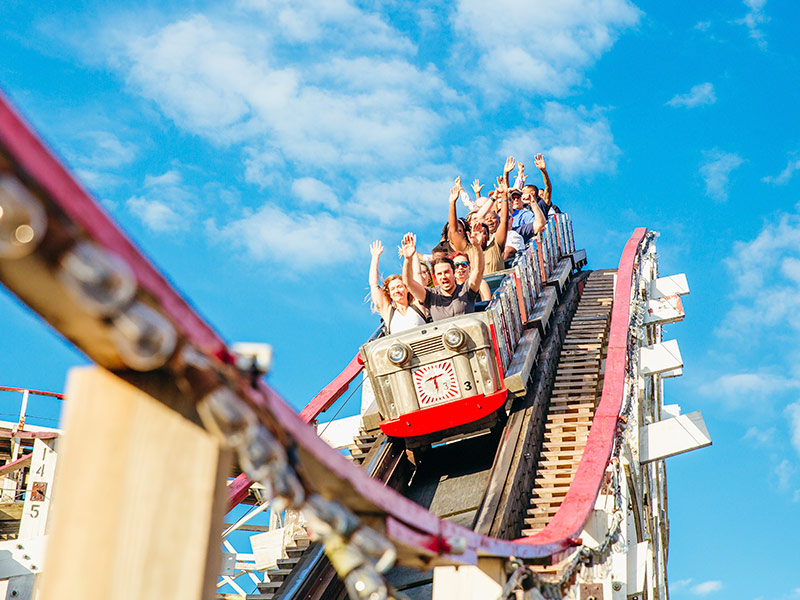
[38,367,231,600]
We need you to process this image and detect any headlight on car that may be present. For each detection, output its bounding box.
[443,327,467,350]
[387,342,411,366]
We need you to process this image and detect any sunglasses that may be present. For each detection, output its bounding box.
[454,261,470,268]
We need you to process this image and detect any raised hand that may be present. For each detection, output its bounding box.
[534,153,546,170]
[471,179,484,196]
[467,228,481,247]
[503,156,516,174]
[517,162,525,177]
[370,240,384,257]
[495,176,509,194]
[449,183,460,203]
[455,175,464,191]
[401,232,417,258]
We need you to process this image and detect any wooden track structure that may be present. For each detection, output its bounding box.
[0,88,710,600]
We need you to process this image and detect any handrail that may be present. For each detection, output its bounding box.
[515,227,647,546]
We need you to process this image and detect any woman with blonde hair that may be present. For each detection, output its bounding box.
[369,240,427,334]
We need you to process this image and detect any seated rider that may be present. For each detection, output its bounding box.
[451,251,492,301]
[401,232,484,321]
[368,240,427,334]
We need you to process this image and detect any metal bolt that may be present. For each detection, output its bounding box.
[22,554,30,560]
[613,581,622,591]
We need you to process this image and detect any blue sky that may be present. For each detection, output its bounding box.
[2,0,800,597]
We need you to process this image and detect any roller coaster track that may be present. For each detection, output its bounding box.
[0,89,711,600]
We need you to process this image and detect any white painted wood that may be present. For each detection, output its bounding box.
[432,565,503,600]
[639,411,712,463]
[639,340,682,376]
[627,541,649,595]
[250,528,287,571]
[18,439,56,539]
[661,367,683,378]
[662,404,681,419]
[316,414,362,451]
[0,536,46,579]
[649,274,689,299]
[643,295,685,325]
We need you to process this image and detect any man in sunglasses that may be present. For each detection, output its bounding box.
[401,231,484,321]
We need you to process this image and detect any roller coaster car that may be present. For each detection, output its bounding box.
[359,313,507,447]
[359,213,577,450]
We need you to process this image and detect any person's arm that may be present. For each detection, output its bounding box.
[529,197,546,234]
[479,279,491,301]
[494,178,510,250]
[411,251,425,286]
[447,178,468,252]
[401,233,428,303]
[474,193,497,223]
[467,230,485,293]
[513,161,526,189]
[369,241,389,314]
[502,156,515,187]
[534,153,552,205]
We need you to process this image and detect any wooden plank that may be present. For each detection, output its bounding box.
[39,367,231,600]
[0,454,31,477]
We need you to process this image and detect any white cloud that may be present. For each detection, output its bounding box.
[775,458,795,489]
[214,204,368,267]
[735,0,769,50]
[691,580,722,595]
[127,169,196,232]
[694,21,711,32]
[718,211,800,352]
[667,83,716,108]
[671,578,693,590]
[292,177,340,211]
[145,170,183,187]
[238,0,412,52]
[786,402,800,456]
[743,426,776,445]
[452,0,642,95]
[499,102,620,179]
[79,130,138,168]
[700,373,800,408]
[117,13,455,174]
[699,149,744,201]
[126,195,185,231]
[347,174,455,227]
[762,156,800,185]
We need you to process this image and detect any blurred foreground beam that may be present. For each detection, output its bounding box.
[38,367,231,600]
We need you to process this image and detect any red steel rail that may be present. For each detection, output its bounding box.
[0,87,646,566]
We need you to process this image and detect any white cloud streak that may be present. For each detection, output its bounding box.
[735,0,769,50]
[499,103,620,179]
[667,83,716,108]
[786,402,800,456]
[691,580,722,595]
[762,156,800,185]
[452,0,642,95]
[700,149,744,201]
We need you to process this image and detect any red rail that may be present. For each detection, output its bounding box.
[0,87,648,565]
[515,227,647,546]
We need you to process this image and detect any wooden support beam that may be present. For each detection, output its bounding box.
[639,340,683,376]
[639,411,712,463]
[38,367,231,600]
[649,274,689,299]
